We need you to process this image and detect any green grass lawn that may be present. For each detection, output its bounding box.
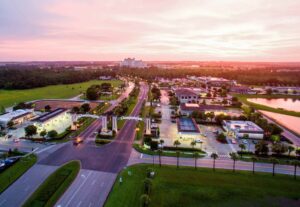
[23,161,80,207]
[0,154,37,194]
[234,94,300,117]
[0,80,122,108]
[105,164,300,207]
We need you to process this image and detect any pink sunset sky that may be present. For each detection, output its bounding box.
[1,0,300,61]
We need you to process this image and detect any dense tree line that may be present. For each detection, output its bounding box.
[119,68,300,86]
[0,67,116,89]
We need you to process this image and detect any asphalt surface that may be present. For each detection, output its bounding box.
[56,169,117,207]
[38,83,148,173]
[0,164,58,207]
[128,150,300,176]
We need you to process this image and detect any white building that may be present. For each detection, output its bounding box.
[119,58,147,68]
[174,88,199,103]
[32,108,72,135]
[0,109,34,128]
[222,120,264,139]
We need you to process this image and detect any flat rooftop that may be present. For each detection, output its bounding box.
[223,120,264,133]
[32,108,68,123]
[0,110,33,122]
[177,117,200,133]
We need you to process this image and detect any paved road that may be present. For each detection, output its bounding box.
[56,169,117,207]
[0,164,58,207]
[128,150,300,176]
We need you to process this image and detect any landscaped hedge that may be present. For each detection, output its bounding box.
[95,139,112,145]
[163,146,205,153]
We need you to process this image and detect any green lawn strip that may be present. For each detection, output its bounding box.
[0,80,122,108]
[117,96,139,129]
[133,144,205,158]
[0,154,37,194]
[234,94,300,117]
[105,164,300,207]
[238,155,298,165]
[23,161,80,207]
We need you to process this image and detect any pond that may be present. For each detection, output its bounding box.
[248,98,300,112]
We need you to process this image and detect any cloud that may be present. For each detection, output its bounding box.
[0,0,300,61]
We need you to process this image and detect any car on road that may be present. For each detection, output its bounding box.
[242,139,248,144]
[231,139,237,144]
[13,138,20,143]
[73,137,83,146]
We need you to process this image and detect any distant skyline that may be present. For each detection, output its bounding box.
[1,0,300,61]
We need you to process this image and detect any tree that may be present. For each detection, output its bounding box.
[71,106,80,114]
[140,194,151,207]
[80,103,91,113]
[270,158,279,176]
[266,88,273,95]
[86,86,99,100]
[217,133,226,143]
[7,120,14,129]
[288,146,295,157]
[173,140,181,148]
[44,105,51,112]
[239,143,246,153]
[159,139,164,148]
[143,178,152,194]
[251,156,258,174]
[255,140,269,155]
[211,153,219,172]
[25,125,37,138]
[47,130,58,139]
[229,152,238,172]
[40,130,47,138]
[194,152,200,170]
[271,143,288,156]
[190,141,196,149]
[0,105,6,114]
[176,151,180,169]
[158,149,162,167]
[291,160,300,180]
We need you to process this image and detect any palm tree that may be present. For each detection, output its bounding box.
[291,160,300,180]
[229,152,239,172]
[251,156,258,174]
[190,141,196,149]
[173,140,181,149]
[211,152,219,172]
[270,158,279,176]
[159,139,164,148]
[143,178,152,194]
[194,152,200,170]
[176,151,180,169]
[239,144,246,157]
[288,146,295,157]
[158,149,162,167]
[140,194,151,207]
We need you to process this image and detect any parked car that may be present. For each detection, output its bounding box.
[242,139,248,144]
[13,138,20,143]
[195,139,203,143]
[4,157,19,166]
[231,139,237,144]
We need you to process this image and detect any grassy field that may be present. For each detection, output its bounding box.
[0,80,122,108]
[105,164,300,207]
[0,154,37,193]
[234,94,300,117]
[23,161,80,207]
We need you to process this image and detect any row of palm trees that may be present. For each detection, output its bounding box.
[153,149,300,179]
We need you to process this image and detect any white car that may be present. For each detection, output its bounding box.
[13,138,20,143]
[195,139,203,143]
[231,139,237,144]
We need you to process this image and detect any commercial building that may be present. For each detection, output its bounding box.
[119,58,147,68]
[230,86,256,94]
[174,88,199,103]
[222,120,264,139]
[195,76,235,87]
[32,108,72,134]
[0,110,34,128]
